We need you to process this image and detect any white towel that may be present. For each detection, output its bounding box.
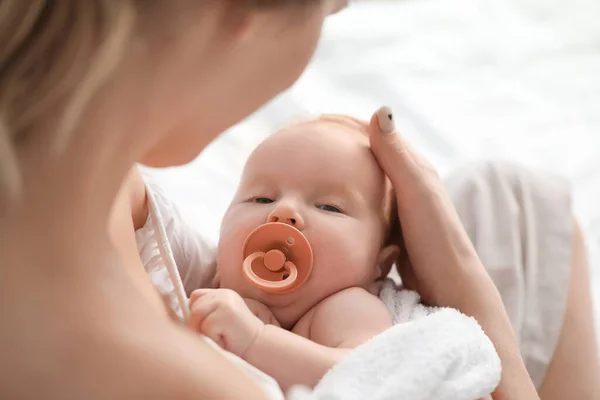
[287,280,501,400]
[379,278,436,322]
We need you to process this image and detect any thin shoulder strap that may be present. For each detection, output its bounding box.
[145,184,190,322]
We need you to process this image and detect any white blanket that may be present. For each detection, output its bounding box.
[286,281,501,400]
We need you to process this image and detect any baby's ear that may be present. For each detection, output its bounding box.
[377,244,402,279]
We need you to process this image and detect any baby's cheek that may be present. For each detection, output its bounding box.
[218,208,260,258]
[338,252,377,284]
[314,234,375,287]
[216,233,246,286]
[215,249,249,294]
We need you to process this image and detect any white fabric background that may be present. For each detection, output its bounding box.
[142,0,600,344]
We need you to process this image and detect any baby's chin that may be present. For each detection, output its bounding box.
[252,290,315,330]
[230,282,301,309]
[217,265,303,307]
[220,280,312,324]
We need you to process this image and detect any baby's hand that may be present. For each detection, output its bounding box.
[244,298,281,327]
[188,288,263,357]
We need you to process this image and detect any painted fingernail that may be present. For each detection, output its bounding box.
[376,106,395,134]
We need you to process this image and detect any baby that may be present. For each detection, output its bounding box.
[189,114,402,390]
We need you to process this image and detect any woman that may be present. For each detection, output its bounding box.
[0,1,596,399]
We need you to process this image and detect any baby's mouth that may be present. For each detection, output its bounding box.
[242,222,313,294]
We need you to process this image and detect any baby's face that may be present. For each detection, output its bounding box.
[217,120,390,326]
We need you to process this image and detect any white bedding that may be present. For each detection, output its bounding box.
[142,0,600,344]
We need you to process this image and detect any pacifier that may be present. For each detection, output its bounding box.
[242,222,313,294]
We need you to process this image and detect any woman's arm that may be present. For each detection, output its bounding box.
[117,166,217,296]
[108,167,169,317]
[105,169,272,398]
[368,107,538,400]
[98,320,272,399]
[538,220,600,399]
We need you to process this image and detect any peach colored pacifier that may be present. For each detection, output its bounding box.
[242,222,313,294]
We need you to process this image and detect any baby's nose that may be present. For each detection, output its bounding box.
[267,204,305,230]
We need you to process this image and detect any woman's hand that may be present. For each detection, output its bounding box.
[368,106,489,305]
[368,106,539,400]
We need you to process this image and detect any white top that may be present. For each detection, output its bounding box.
[134,176,217,321]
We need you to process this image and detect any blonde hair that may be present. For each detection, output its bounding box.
[0,0,320,211]
[0,1,136,207]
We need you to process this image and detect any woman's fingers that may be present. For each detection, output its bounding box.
[368,106,411,189]
[368,106,481,303]
[368,106,440,211]
[395,255,418,293]
[368,106,425,177]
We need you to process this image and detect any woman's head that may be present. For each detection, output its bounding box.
[0,0,346,205]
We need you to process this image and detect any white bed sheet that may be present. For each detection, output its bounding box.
[142,0,600,342]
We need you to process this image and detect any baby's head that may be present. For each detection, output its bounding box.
[216,115,400,327]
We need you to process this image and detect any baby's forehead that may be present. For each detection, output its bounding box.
[244,118,385,197]
[242,116,395,229]
[255,118,370,155]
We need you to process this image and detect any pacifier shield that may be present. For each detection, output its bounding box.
[242,222,313,294]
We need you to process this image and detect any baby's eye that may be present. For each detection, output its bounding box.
[254,197,274,204]
[317,204,343,213]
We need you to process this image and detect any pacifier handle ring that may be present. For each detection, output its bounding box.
[243,252,299,291]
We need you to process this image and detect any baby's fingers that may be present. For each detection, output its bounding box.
[189,288,215,306]
[195,310,227,350]
[188,295,218,333]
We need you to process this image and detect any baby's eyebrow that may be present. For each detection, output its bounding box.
[242,175,277,190]
[320,184,366,206]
